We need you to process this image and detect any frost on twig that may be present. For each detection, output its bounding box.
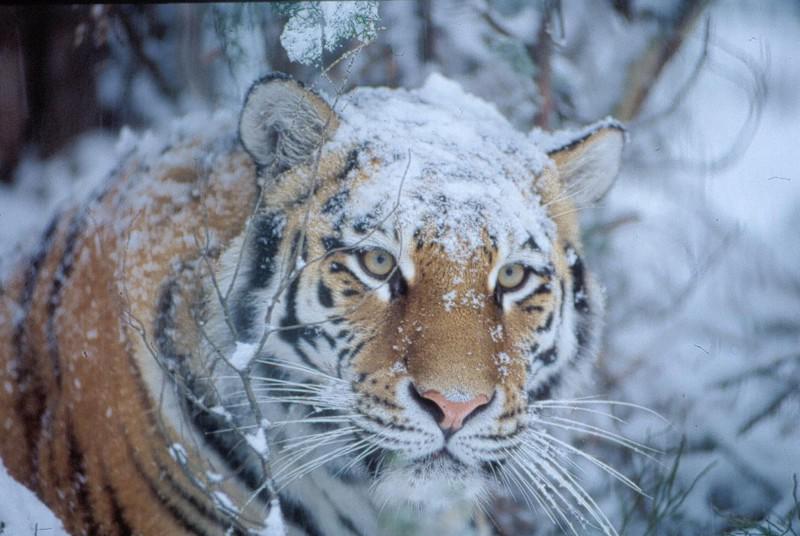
[278,2,380,67]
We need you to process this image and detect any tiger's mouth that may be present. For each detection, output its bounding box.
[368,444,490,510]
[413,448,465,466]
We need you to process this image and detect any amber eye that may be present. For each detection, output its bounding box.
[358,248,396,279]
[497,263,528,291]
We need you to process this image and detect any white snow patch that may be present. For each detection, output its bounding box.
[0,459,69,535]
[246,427,270,458]
[441,290,457,312]
[489,324,504,343]
[230,341,258,371]
[460,288,486,310]
[168,443,188,464]
[280,2,380,66]
[259,498,286,536]
[213,490,238,513]
[494,352,512,378]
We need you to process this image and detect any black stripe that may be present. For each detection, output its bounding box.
[280,496,325,536]
[11,215,59,464]
[329,262,369,291]
[523,234,540,251]
[292,344,319,369]
[569,249,590,314]
[320,488,366,536]
[125,435,248,536]
[538,347,557,365]
[320,329,337,349]
[187,397,270,493]
[45,212,86,385]
[322,235,346,253]
[12,215,59,352]
[279,274,320,351]
[317,280,334,308]
[348,340,366,362]
[337,339,367,377]
[514,283,550,307]
[389,271,407,299]
[102,475,135,536]
[67,424,103,535]
[248,212,284,289]
[337,148,360,181]
[532,283,551,296]
[154,278,191,368]
[535,311,554,333]
[232,295,258,338]
[155,456,248,534]
[321,189,350,215]
[531,264,555,278]
[528,373,561,401]
[352,219,370,235]
[127,446,212,536]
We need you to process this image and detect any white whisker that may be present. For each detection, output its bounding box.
[531,415,660,459]
[528,429,646,496]
[532,398,669,423]
[520,441,618,536]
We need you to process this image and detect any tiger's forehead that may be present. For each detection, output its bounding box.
[315,73,561,262]
[327,164,558,268]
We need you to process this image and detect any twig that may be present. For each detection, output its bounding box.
[614,0,711,122]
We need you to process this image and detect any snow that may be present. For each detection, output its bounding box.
[230,341,259,371]
[259,499,286,536]
[213,490,238,513]
[0,460,69,536]
[327,73,553,263]
[280,2,379,66]
[246,427,270,458]
[168,443,189,465]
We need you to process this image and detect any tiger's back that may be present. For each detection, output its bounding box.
[0,117,266,535]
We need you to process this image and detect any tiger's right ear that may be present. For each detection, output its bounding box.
[239,73,339,174]
[546,121,626,205]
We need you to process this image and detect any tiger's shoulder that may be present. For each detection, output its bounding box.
[0,110,271,535]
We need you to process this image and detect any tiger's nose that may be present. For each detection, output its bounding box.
[410,386,490,431]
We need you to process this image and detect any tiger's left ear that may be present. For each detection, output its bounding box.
[547,121,626,204]
[239,73,340,175]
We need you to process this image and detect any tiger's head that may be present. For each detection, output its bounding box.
[212,73,624,519]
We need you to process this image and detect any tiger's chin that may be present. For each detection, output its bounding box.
[371,450,489,511]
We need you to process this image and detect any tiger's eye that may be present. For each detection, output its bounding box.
[497,263,527,291]
[359,248,396,279]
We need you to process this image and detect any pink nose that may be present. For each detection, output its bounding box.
[419,390,490,431]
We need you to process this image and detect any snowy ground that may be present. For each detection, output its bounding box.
[1,2,798,535]
[0,460,68,536]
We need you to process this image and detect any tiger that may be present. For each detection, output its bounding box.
[0,72,625,536]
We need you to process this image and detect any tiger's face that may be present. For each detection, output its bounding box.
[224,74,624,515]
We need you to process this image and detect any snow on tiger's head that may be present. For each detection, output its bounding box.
[235,73,625,506]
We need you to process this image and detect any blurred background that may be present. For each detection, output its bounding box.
[1,1,798,534]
